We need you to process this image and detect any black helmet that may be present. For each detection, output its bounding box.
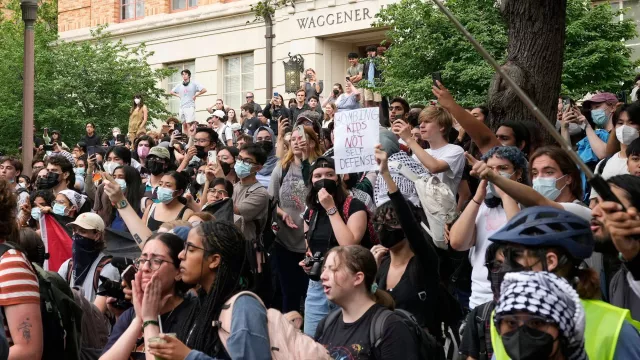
[488,206,593,260]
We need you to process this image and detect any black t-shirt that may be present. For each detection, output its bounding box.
[315,304,419,360]
[242,117,261,136]
[303,197,370,255]
[82,134,102,147]
[102,295,197,359]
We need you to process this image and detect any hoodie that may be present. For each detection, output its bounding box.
[253,126,278,188]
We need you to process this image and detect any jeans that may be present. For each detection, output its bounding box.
[303,279,337,336]
[272,242,309,313]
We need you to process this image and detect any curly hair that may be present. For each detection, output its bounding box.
[481,146,530,185]
[0,179,18,242]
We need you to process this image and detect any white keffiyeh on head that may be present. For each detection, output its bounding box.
[59,189,88,210]
[495,271,587,360]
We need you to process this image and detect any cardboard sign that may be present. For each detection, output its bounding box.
[334,107,379,174]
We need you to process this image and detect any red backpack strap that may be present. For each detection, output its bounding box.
[93,256,113,292]
[342,196,353,222]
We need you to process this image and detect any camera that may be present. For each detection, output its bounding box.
[97,276,132,310]
[303,252,325,281]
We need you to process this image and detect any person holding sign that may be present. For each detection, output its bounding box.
[299,156,371,336]
[393,106,465,196]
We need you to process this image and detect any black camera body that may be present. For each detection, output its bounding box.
[97,276,132,310]
[304,252,325,281]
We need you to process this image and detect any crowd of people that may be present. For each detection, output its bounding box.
[1,52,640,360]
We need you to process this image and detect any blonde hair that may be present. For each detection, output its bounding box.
[419,106,453,138]
[281,126,322,170]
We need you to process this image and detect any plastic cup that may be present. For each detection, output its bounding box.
[148,334,176,360]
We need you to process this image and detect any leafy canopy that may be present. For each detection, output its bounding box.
[373,0,637,107]
[0,0,173,155]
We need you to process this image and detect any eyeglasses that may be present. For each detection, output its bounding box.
[208,189,229,196]
[185,241,208,253]
[235,156,257,166]
[246,96,254,99]
[135,257,174,271]
[497,314,554,335]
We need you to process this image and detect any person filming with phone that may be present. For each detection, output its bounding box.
[263,93,290,136]
[301,68,323,102]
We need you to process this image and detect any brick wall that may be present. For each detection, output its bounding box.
[59,0,231,33]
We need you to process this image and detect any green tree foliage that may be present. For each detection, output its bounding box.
[373,0,637,107]
[0,0,172,155]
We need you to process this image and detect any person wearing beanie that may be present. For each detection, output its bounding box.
[494,271,587,360]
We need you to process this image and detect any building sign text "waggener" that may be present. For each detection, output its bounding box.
[296,8,372,29]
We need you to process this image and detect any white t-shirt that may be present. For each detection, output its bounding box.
[590,152,629,200]
[413,143,465,196]
[469,203,508,309]
[58,256,120,303]
[216,124,234,145]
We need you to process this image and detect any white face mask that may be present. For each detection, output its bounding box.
[196,173,206,185]
[134,98,141,105]
[616,125,640,145]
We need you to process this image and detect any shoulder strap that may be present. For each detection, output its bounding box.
[319,308,343,340]
[247,182,265,195]
[280,165,290,187]
[0,243,14,258]
[342,196,353,222]
[177,205,188,220]
[369,307,394,351]
[66,259,73,284]
[476,302,493,359]
[93,255,113,292]
[597,155,613,175]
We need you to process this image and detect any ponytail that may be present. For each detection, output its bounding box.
[573,267,600,300]
[373,288,395,310]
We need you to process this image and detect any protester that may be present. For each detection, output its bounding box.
[269,125,322,313]
[302,68,323,101]
[240,103,261,136]
[363,46,382,107]
[323,102,336,129]
[143,171,193,232]
[336,80,361,111]
[170,69,207,124]
[290,88,311,121]
[131,135,155,164]
[43,128,69,150]
[82,122,102,147]
[347,52,364,103]
[227,108,238,124]
[300,156,370,336]
[263,93,290,136]
[253,126,277,187]
[322,83,344,107]
[488,206,640,359]
[128,94,148,142]
[100,232,196,360]
[314,245,419,359]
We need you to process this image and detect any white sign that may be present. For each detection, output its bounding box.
[334,107,379,174]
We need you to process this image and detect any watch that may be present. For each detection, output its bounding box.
[116,199,128,210]
[326,206,338,216]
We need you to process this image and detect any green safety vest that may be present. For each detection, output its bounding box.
[490,299,640,360]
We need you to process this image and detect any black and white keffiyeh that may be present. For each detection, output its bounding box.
[495,271,587,360]
[59,189,88,211]
[374,151,427,207]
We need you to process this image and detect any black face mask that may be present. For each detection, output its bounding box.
[195,145,208,159]
[333,89,339,96]
[379,228,405,248]
[313,179,338,195]
[37,172,60,190]
[502,326,556,360]
[220,162,233,176]
[146,159,165,176]
[489,270,508,301]
[257,141,274,155]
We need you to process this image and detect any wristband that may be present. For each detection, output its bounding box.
[142,320,159,330]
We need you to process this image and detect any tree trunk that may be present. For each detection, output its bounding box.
[487,0,567,148]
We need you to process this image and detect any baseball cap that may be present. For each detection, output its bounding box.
[582,92,617,109]
[213,110,226,119]
[68,213,105,232]
[148,146,170,160]
[296,111,321,134]
[310,156,335,175]
[230,123,241,132]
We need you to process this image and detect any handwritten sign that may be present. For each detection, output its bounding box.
[334,107,379,174]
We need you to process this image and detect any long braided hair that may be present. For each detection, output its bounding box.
[177,221,252,357]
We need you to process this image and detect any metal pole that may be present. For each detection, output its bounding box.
[431,0,624,205]
[21,0,38,177]
[265,15,274,107]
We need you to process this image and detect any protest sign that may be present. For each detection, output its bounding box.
[334,107,379,174]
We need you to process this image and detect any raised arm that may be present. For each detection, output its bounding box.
[103,172,151,248]
[432,82,501,155]
[393,119,450,174]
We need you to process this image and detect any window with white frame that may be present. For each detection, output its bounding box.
[172,0,198,10]
[166,61,196,114]
[121,0,144,20]
[223,53,254,110]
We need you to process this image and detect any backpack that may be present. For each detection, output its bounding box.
[319,307,445,360]
[0,244,83,360]
[308,196,379,248]
[216,291,331,360]
[220,124,237,146]
[66,255,113,292]
[474,301,496,360]
[390,161,457,250]
[246,183,275,307]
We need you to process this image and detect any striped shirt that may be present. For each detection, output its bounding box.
[0,249,40,344]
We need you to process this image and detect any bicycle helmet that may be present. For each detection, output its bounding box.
[488,206,594,260]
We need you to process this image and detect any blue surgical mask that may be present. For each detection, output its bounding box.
[53,203,67,216]
[115,179,127,192]
[31,207,41,220]
[74,168,86,177]
[234,161,254,179]
[156,187,175,204]
[533,175,567,201]
[591,109,608,127]
[486,171,515,199]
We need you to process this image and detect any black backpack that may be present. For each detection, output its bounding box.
[0,243,82,360]
[320,307,445,360]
